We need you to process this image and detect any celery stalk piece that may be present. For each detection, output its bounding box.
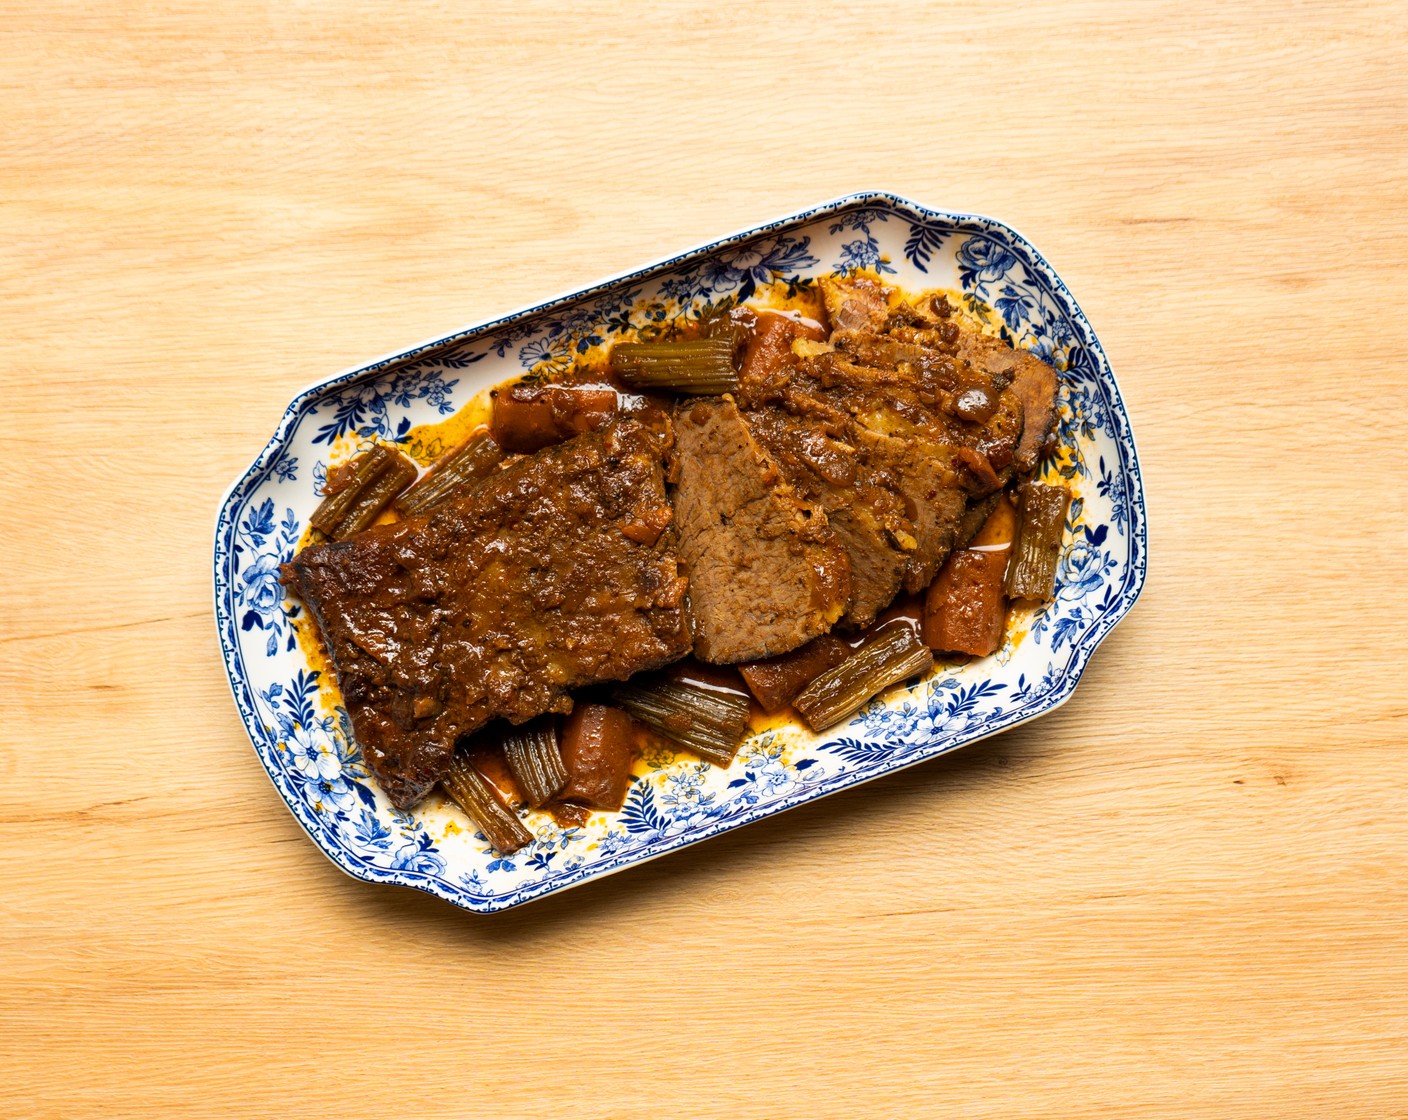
[793,625,934,732]
[309,445,393,534]
[611,679,750,766]
[441,753,533,854]
[609,339,740,395]
[1004,483,1073,602]
[395,432,503,516]
[334,456,417,537]
[501,722,568,808]
[308,444,417,539]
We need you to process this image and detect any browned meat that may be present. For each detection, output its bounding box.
[732,308,915,626]
[953,492,1001,551]
[1010,354,1060,472]
[727,276,1062,619]
[283,419,692,808]
[740,403,910,628]
[950,325,1061,474]
[847,425,970,594]
[671,397,849,664]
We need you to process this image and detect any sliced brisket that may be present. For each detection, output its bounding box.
[954,331,1061,474]
[284,419,691,808]
[740,396,911,628]
[736,277,1061,616]
[671,397,849,664]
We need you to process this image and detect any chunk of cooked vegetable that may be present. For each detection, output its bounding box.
[611,678,750,766]
[309,444,418,539]
[319,443,391,499]
[610,339,740,395]
[923,496,1016,656]
[1004,483,1072,602]
[441,752,533,854]
[501,720,568,808]
[739,309,827,392]
[394,431,503,516]
[738,635,851,713]
[491,383,618,453]
[557,703,640,811]
[792,624,934,732]
[339,458,418,536]
[923,552,1009,656]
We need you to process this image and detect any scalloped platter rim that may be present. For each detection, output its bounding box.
[212,191,1148,913]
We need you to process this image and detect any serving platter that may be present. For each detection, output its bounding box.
[213,191,1147,913]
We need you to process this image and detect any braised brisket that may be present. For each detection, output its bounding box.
[284,419,691,808]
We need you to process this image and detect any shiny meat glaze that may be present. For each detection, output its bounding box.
[283,419,691,809]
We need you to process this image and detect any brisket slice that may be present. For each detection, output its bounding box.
[283,419,691,809]
[740,394,911,629]
[818,273,899,332]
[851,426,970,594]
[731,311,905,627]
[955,330,1060,473]
[803,341,1024,592]
[671,397,849,664]
[734,306,955,618]
[738,278,1061,617]
[953,492,1001,551]
[814,275,1059,568]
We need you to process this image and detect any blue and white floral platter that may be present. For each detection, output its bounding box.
[213,192,1147,913]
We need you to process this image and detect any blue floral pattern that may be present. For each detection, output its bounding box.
[259,670,446,873]
[312,351,474,446]
[653,236,819,312]
[830,209,897,275]
[214,192,1148,912]
[233,499,302,657]
[957,234,1067,362]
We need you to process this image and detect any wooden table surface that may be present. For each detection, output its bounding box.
[4,2,1405,1116]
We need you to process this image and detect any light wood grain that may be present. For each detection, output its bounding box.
[3,1,1406,1116]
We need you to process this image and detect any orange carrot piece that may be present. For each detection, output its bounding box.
[922,497,1016,656]
[922,550,1010,656]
